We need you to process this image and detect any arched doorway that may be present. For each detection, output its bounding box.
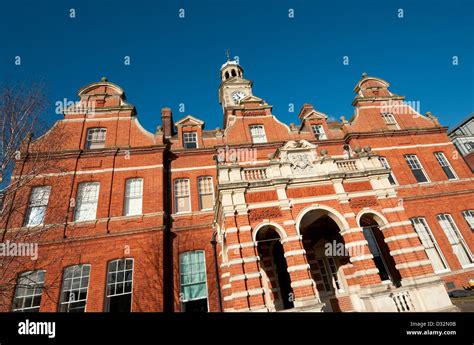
[359,213,401,287]
[255,226,294,311]
[299,209,350,312]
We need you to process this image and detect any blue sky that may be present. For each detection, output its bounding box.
[0,0,472,134]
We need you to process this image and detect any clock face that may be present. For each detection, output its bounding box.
[231,90,246,104]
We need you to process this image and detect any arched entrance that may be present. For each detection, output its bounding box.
[255,226,294,311]
[359,213,401,287]
[299,209,350,312]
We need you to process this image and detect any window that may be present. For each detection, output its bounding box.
[12,270,45,312]
[437,214,473,268]
[249,125,267,144]
[124,178,143,216]
[410,218,449,273]
[174,179,191,213]
[183,132,197,149]
[378,157,397,185]
[434,152,457,180]
[404,155,429,183]
[198,177,214,210]
[86,128,106,149]
[74,182,100,221]
[317,257,342,292]
[59,265,91,312]
[362,227,391,282]
[311,124,327,140]
[105,258,134,312]
[465,142,474,152]
[462,210,474,231]
[179,251,208,312]
[381,113,400,130]
[24,186,51,227]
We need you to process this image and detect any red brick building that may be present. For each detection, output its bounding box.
[1,60,473,312]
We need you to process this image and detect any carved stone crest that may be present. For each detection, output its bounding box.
[288,152,314,173]
[274,140,318,175]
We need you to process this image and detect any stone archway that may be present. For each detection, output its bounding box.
[358,212,402,287]
[297,208,351,312]
[255,225,294,311]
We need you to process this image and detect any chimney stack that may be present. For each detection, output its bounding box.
[161,107,174,138]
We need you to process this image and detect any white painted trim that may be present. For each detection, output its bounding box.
[345,240,368,248]
[227,256,260,266]
[390,246,425,256]
[287,264,310,272]
[280,235,303,244]
[284,249,306,258]
[385,232,419,243]
[290,279,314,288]
[340,227,363,236]
[229,272,261,282]
[252,221,288,241]
[380,220,412,230]
[355,209,390,228]
[349,254,374,262]
[295,204,350,235]
[382,206,405,213]
[395,260,432,269]
[227,242,256,251]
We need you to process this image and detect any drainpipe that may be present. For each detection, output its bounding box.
[211,230,223,312]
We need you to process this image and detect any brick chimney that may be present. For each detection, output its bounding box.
[161,107,174,138]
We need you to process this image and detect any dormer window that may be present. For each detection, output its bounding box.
[249,125,267,144]
[381,113,400,130]
[86,128,106,149]
[183,132,198,149]
[311,124,327,140]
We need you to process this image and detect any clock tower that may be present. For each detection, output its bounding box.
[218,59,254,111]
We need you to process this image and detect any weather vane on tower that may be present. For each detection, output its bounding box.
[225,49,231,61]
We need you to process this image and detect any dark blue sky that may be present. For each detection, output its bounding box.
[0,0,472,133]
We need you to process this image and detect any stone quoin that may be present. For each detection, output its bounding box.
[1,59,473,313]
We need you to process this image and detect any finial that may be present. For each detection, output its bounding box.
[101,77,108,82]
[225,49,231,61]
[362,72,368,79]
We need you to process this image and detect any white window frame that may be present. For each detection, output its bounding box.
[462,210,474,231]
[86,128,107,149]
[410,217,449,274]
[59,264,91,312]
[434,152,458,180]
[183,132,198,149]
[404,154,430,184]
[74,182,100,222]
[105,258,134,312]
[124,178,143,216]
[174,178,191,214]
[378,157,398,185]
[381,113,400,129]
[311,124,327,140]
[249,125,267,144]
[24,186,51,227]
[179,250,209,312]
[12,270,45,312]
[437,214,474,268]
[197,177,214,211]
